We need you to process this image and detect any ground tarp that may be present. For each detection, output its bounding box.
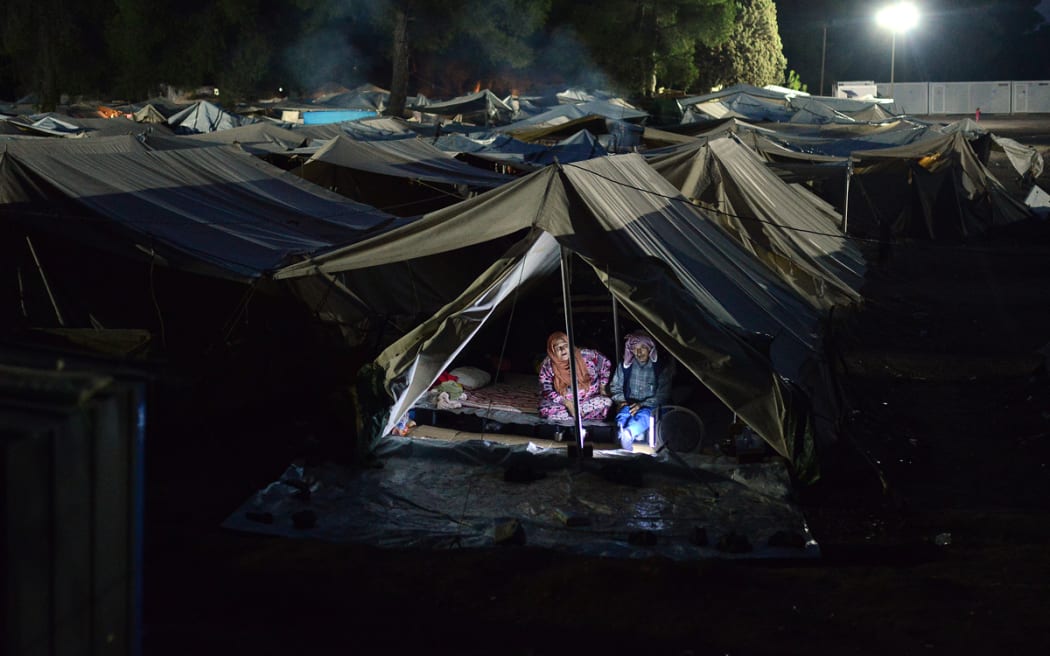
[223,435,819,560]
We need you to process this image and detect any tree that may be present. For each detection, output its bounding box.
[381,0,550,116]
[560,0,735,96]
[784,68,807,93]
[694,0,786,92]
[107,1,175,100]
[2,0,109,108]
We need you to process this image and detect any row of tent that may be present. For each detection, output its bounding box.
[1,83,1045,480]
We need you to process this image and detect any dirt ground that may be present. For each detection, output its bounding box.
[141,115,1050,655]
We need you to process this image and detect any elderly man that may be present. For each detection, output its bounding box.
[609,331,674,451]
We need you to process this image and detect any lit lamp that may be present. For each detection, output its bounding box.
[875,1,919,100]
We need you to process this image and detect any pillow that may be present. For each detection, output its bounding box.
[449,366,492,390]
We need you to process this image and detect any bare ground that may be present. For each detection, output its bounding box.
[141,116,1050,655]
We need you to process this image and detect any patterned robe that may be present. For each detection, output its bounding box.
[538,348,613,421]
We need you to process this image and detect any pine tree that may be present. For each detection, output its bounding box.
[694,0,786,92]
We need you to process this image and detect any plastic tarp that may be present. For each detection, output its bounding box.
[223,436,820,560]
[0,137,404,281]
[274,155,837,470]
[302,110,378,125]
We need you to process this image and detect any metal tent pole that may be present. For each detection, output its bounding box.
[559,246,585,451]
[842,158,853,233]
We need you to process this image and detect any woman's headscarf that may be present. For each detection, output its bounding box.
[546,331,591,395]
[623,332,657,368]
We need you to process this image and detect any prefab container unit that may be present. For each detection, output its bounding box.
[874,82,928,115]
[923,81,1012,115]
[1011,81,1050,113]
[2,363,146,656]
[832,81,878,99]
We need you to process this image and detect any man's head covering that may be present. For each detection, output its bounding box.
[546,331,591,395]
[623,332,657,368]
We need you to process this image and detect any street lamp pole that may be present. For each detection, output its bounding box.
[889,30,896,100]
[875,2,919,101]
[820,23,827,96]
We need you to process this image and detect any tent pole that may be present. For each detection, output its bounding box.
[559,246,585,451]
[25,235,65,327]
[609,266,622,364]
[842,159,853,233]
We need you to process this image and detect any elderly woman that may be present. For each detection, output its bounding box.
[538,331,613,421]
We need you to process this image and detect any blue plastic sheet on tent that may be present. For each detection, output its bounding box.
[303,110,378,125]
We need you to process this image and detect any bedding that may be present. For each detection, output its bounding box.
[413,372,614,430]
[448,366,492,390]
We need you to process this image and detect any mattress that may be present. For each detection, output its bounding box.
[413,372,613,430]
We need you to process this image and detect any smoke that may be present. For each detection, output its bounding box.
[281,28,373,97]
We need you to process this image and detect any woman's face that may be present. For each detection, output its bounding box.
[552,339,571,362]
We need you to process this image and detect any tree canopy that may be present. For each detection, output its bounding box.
[695,0,786,92]
[3,0,1046,109]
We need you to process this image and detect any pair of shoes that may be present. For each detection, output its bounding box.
[619,427,634,451]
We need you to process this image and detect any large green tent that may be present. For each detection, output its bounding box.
[276,154,843,479]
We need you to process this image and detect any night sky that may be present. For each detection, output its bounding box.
[776,0,1050,94]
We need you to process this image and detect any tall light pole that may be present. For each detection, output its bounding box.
[820,22,827,97]
[875,2,919,100]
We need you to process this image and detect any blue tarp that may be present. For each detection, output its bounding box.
[303,110,379,125]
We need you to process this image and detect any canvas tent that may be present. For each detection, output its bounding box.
[291,133,515,215]
[0,134,417,368]
[678,84,898,126]
[941,118,1044,181]
[275,154,841,479]
[172,122,311,155]
[644,134,866,308]
[0,136,403,283]
[848,131,1034,240]
[411,90,514,125]
[167,100,252,134]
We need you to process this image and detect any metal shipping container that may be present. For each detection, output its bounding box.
[2,363,146,656]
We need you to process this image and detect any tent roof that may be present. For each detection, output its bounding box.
[275,155,836,466]
[167,100,252,134]
[176,122,312,154]
[411,90,512,118]
[645,135,866,307]
[302,133,514,189]
[0,136,403,281]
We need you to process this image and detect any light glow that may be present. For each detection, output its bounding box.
[876,2,920,33]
